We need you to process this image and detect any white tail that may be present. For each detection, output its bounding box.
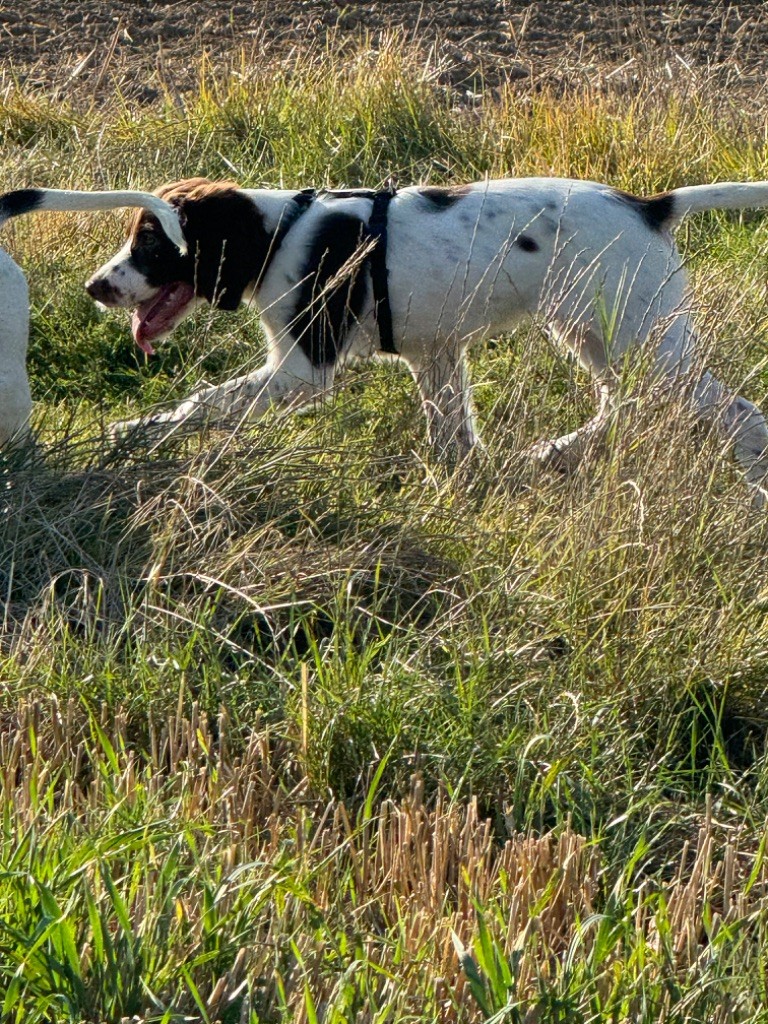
[0,187,187,253]
[668,181,768,226]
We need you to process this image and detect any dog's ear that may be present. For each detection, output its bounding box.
[160,180,269,309]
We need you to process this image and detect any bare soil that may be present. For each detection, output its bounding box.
[4,1,768,101]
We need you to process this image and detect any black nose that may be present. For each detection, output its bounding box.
[85,276,119,304]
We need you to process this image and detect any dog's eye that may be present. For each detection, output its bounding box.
[135,230,161,252]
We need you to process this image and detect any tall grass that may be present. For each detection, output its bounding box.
[2,35,768,1022]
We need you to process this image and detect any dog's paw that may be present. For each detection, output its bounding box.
[109,417,145,444]
[524,437,580,476]
[109,415,176,447]
[109,411,202,448]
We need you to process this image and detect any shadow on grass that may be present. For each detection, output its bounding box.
[0,430,458,671]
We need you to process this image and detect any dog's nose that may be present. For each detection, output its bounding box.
[85,276,119,305]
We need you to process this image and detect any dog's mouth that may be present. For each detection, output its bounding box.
[131,281,196,354]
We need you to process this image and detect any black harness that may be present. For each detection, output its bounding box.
[257,186,316,289]
[366,185,397,354]
[262,184,398,355]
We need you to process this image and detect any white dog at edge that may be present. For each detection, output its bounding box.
[0,245,32,452]
[2,177,768,506]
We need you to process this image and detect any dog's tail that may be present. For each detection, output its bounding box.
[0,187,187,253]
[660,181,768,228]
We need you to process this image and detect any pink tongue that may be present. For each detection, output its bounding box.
[131,281,195,354]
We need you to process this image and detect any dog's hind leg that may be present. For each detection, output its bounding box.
[525,381,615,475]
[518,316,619,475]
[693,371,768,506]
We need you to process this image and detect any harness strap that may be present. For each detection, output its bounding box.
[366,185,398,354]
[257,187,316,288]
[259,184,398,355]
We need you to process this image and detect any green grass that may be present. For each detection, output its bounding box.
[3,36,768,1022]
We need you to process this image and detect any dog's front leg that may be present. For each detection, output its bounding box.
[111,349,329,443]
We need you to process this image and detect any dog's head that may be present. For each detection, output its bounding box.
[85,178,268,353]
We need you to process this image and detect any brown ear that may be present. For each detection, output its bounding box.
[158,179,269,308]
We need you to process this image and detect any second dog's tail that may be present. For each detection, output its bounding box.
[0,187,187,253]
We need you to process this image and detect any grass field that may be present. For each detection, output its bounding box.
[3,38,768,1023]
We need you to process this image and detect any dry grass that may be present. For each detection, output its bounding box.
[3,33,768,1023]
[3,696,767,1022]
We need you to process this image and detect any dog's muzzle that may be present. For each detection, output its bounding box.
[85,275,122,306]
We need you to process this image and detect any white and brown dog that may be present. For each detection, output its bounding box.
[4,176,768,502]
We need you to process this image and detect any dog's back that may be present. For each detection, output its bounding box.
[381,179,684,368]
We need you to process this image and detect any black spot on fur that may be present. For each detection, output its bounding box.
[516,234,539,252]
[611,188,676,231]
[290,212,369,366]
[418,185,471,210]
[0,188,44,221]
